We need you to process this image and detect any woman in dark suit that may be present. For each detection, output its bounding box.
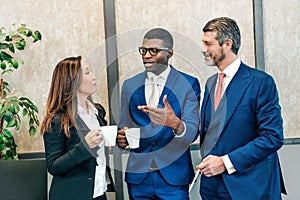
[40,56,112,200]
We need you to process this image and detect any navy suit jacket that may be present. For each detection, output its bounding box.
[119,66,200,185]
[200,63,286,199]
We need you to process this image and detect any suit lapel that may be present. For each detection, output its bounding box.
[203,74,217,109]
[75,107,107,137]
[160,66,179,105]
[200,75,217,131]
[75,116,90,139]
[222,63,253,128]
[135,67,179,107]
[139,72,147,105]
[96,113,107,126]
[131,71,147,106]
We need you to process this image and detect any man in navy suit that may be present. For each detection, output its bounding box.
[196,17,286,199]
[117,28,200,199]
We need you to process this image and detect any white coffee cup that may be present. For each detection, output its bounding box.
[125,128,140,149]
[100,125,118,146]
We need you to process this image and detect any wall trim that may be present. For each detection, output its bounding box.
[103,1,123,199]
[253,0,265,70]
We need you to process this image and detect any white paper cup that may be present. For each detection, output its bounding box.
[100,125,118,146]
[125,128,140,149]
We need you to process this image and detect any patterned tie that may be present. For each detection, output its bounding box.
[148,76,160,107]
[214,73,225,111]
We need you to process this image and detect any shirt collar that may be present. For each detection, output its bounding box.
[77,100,98,115]
[218,58,241,78]
[147,65,171,80]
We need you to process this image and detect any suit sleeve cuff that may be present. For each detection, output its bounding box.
[173,122,186,137]
[222,155,236,174]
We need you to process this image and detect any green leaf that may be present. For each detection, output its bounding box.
[19,96,30,101]
[9,106,16,113]
[11,34,23,42]
[34,30,42,41]
[18,101,23,107]
[15,38,26,50]
[3,81,9,86]
[35,118,40,126]
[31,104,39,112]
[0,134,3,143]
[15,115,21,130]
[1,69,13,75]
[10,104,20,114]
[3,129,13,138]
[17,27,27,35]
[29,126,37,136]
[0,43,8,50]
[0,61,6,70]
[3,113,12,123]
[5,149,14,159]
[22,108,28,116]
[29,118,34,126]
[9,31,14,38]
[8,43,15,53]
[26,29,32,37]
[0,144,4,151]
[6,117,16,128]
[20,97,38,111]
[11,59,19,69]
[0,51,13,60]
[32,33,38,42]
[2,135,8,143]
[0,33,6,42]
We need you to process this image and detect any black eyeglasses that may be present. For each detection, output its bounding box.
[138,47,169,56]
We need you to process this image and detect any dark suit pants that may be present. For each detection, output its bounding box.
[200,174,232,200]
[127,170,189,200]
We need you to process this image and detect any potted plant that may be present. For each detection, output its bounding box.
[0,24,48,200]
[0,23,42,160]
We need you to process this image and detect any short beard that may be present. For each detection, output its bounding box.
[205,50,225,67]
[214,53,225,66]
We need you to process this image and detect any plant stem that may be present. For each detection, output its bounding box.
[0,78,3,132]
[0,78,3,99]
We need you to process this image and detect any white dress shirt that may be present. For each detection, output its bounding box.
[145,66,170,106]
[217,58,241,174]
[77,100,107,198]
[145,65,186,137]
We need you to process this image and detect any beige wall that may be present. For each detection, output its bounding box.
[263,0,300,138]
[1,0,107,153]
[115,0,255,92]
[0,0,299,154]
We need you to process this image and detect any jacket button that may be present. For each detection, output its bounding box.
[152,142,156,147]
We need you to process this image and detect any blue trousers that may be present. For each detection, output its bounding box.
[200,174,232,200]
[127,170,189,200]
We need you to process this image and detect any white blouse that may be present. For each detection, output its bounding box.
[77,100,107,198]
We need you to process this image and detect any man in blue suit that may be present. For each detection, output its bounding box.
[196,17,286,200]
[117,28,200,199]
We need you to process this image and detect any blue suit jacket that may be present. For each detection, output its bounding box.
[200,63,286,199]
[119,66,200,185]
